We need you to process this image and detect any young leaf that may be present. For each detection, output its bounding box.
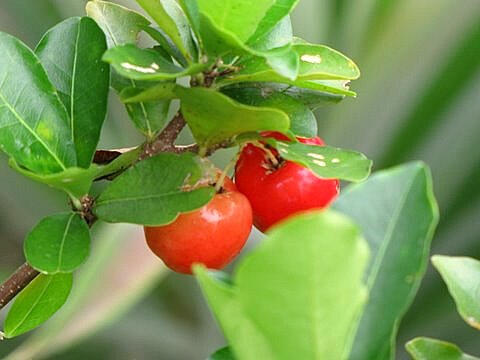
[24,213,91,274]
[196,210,370,360]
[209,347,235,360]
[4,273,73,338]
[136,0,196,61]
[406,338,479,360]
[223,87,317,137]
[176,87,290,148]
[121,83,178,103]
[265,139,372,182]
[432,256,480,330]
[94,153,215,225]
[333,162,439,360]
[36,17,109,168]
[249,15,293,51]
[87,0,170,138]
[0,32,76,174]
[102,44,206,81]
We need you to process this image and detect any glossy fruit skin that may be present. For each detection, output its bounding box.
[235,132,339,232]
[144,178,252,274]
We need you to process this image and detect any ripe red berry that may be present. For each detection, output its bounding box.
[144,177,253,274]
[235,132,339,232]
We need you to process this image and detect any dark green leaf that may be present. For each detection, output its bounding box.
[333,162,439,360]
[94,153,215,225]
[0,32,76,174]
[36,17,109,168]
[176,87,290,148]
[406,338,479,360]
[432,256,480,330]
[142,25,188,66]
[196,210,369,360]
[24,213,90,274]
[87,0,170,138]
[136,0,196,61]
[208,347,235,360]
[103,44,205,81]
[4,273,73,338]
[266,138,372,182]
[223,86,317,137]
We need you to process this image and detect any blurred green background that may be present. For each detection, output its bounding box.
[0,0,479,359]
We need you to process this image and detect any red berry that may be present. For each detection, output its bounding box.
[235,132,339,232]
[144,177,253,274]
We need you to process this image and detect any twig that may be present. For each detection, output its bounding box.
[0,263,39,311]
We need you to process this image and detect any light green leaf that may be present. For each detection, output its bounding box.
[136,0,196,61]
[249,15,293,51]
[196,210,370,360]
[406,338,479,360]
[176,87,290,148]
[103,44,206,81]
[87,0,170,138]
[120,83,178,103]
[208,347,235,360]
[333,162,439,360]
[36,17,109,168]
[0,32,76,174]
[432,256,480,330]
[4,273,73,338]
[94,153,215,225]
[222,86,317,137]
[266,138,372,182]
[24,213,90,274]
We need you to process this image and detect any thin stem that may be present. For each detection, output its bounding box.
[0,263,39,311]
[215,151,240,192]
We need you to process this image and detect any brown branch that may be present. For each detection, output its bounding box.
[0,263,39,310]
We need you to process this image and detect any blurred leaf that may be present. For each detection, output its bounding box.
[266,138,372,182]
[209,347,235,360]
[380,21,480,167]
[196,210,369,360]
[0,32,76,174]
[36,17,109,168]
[103,44,205,81]
[24,213,90,274]
[432,256,480,330]
[87,0,170,138]
[4,273,73,338]
[177,87,290,148]
[406,337,479,360]
[333,162,439,360]
[94,153,215,225]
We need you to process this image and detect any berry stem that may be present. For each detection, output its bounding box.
[252,141,279,167]
[215,151,240,192]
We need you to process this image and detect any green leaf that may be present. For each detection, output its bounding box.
[176,87,290,148]
[333,162,439,360]
[195,210,370,360]
[4,273,73,338]
[432,256,480,330]
[406,338,479,360]
[249,15,293,51]
[222,86,317,137]
[0,32,76,174]
[120,83,178,103]
[36,17,109,168]
[208,347,235,360]
[136,0,196,61]
[266,138,372,182]
[94,153,215,225]
[103,44,206,81]
[24,213,90,274]
[86,0,170,138]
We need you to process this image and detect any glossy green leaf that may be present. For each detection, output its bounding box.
[142,25,188,66]
[121,83,178,103]
[103,44,205,81]
[176,87,289,148]
[432,256,480,330]
[94,153,215,225]
[36,17,109,168]
[406,338,479,360]
[4,273,73,338]
[266,139,372,182]
[24,213,90,274]
[196,210,369,360]
[249,15,293,51]
[222,86,317,137]
[208,347,235,360]
[136,0,196,61]
[87,0,170,138]
[333,162,439,360]
[0,32,76,174]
